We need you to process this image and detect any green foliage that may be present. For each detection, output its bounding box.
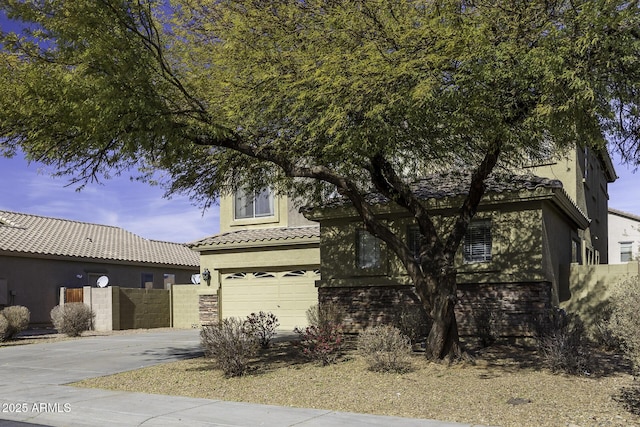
[535,309,592,375]
[357,325,413,373]
[50,303,94,337]
[0,305,30,341]
[243,311,279,349]
[200,318,258,377]
[607,276,640,372]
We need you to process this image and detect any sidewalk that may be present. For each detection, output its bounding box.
[0,329,481,427]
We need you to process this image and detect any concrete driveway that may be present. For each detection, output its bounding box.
[0,329,480,427]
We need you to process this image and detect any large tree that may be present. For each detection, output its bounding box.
[1,0,639,360]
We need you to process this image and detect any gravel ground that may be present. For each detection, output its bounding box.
[71,340,640,427]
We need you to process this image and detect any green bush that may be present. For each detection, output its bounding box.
[357,325,412,373]
[244,311,279,349]
[535,308,591,375]
[608,276,640,371]
[200,318,258,377]
[0,305,30,341]
[50,303,94,337]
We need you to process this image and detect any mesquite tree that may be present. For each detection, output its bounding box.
[1,0,639,360]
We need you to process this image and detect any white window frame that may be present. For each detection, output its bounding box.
[234,188,275,220]
[463,220,492,263]
[621,241,633,262]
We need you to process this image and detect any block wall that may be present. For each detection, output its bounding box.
[119,288,170,330]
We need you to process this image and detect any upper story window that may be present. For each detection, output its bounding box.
[621,242,633,262]
[407,225,421,259]
[464,220,492,263]
[234,188,274,220]
[356,229,381,269]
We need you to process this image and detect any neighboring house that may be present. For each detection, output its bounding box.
[0,210,200,325]
[608,208,640,264]
[188,190,320,330]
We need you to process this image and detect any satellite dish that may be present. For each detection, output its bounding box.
[96,276,109,288]
[191,274,201,285]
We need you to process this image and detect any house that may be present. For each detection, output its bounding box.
[0,210,200,325]
[188,146,616,337]
[188,190,320,330]
[608,208,640,264]
[301,147,617,337]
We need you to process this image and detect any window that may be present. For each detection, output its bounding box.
[163,274,175,290]
[234,188,274,219]
[407,225,421,258]
[621,242,633,262]
[141,273,154,289]
[571,239,582,264]
[463,220,492,263]
[357,229,381,269]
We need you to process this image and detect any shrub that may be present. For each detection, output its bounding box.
[244,311,279,349]
[50,303,94,337]
[473,301,504,348]
[200,317,258,377]
[590,308,622,351]
[0,305,30,341]
[294,323,344,366]
[535,308,591,375]
[393,304,431,345]
[0,314,8,342]
[306,302,344,328]
[357,325,413,373]
[608,276,640,371]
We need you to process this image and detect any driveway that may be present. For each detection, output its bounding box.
[0,329,479,427]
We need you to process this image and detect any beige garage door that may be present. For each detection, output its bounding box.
[221,269,319,331]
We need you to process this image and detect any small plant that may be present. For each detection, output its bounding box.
[535,308,591,375]
[306,302,344,328]
[608,276,640,371]
[244,311,279,349]
[473,301,504,348]
[294,323,344,366]
[0,305,30,341]
[50,303,94,337]
[201,317,258,377]
[393,304,431,345]
[357,325,413,373]
[0,314,9,342]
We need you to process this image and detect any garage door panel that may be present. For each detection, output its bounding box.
[222,272,318,330]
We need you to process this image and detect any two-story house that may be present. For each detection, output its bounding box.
[188,190,320,330]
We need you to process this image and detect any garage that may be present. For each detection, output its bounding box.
[220,269,319,331]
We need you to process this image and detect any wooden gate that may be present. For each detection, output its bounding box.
[65,288,83,303]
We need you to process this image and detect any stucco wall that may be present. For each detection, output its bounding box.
[0,253,196,325]
[171,284,200,328]
[561,261,639,329]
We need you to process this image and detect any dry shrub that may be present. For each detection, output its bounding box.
[608,275,640,372]
[535,308,591,375]
[473,301,504,348]
[244,311,279,349]
[200,317,258,377]
[357,325,412,373]
[393,304,431,345]
[0,314,8,342]
[294,303,345,365]
[0,305,30,341]
[50,303,94,337]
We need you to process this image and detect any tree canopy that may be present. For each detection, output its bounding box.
[1,0,640,359]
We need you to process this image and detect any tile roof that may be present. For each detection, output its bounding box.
[609,208,640,222]
[189,226,320,248]
[310,171,564,209]
[0,210,199,267]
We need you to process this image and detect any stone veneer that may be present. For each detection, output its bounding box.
[318,281,552,338]
[199,294,219,325]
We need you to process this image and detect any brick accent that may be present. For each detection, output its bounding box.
[318,281,552,338]
[199,294,218,325]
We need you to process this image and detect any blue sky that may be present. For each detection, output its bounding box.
[0,154,219,243]
[1,150,638,243]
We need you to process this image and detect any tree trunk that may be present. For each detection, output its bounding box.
[424,272,462,361]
